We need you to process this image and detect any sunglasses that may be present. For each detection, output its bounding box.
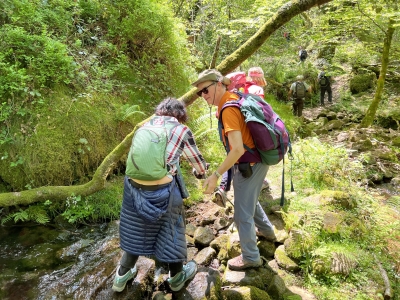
[196,82,217,97]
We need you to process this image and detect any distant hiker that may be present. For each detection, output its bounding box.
[288,75,312,117]
[193,69,277,271]
[298,47,308,63]
[215,67,270,207]
[318,71,332,106]
[283,32,290,42]
[112,98,207,293]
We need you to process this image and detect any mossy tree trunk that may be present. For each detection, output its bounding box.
[0,0,333,208]
[360,18,395,128]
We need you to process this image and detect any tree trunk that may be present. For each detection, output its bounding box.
[360,18,395,128]
[0,0,333,208]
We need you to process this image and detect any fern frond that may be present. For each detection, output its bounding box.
[1,213,14,225]
[13,210,29,222]
[122,105,145,121]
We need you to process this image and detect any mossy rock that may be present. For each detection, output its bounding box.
[349,73,376,94]
[222,286,271,300]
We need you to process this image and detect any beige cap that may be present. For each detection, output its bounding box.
[191,69,231,87]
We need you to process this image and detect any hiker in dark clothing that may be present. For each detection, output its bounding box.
[288,75,312,117]
[298,46,308,63]
[318,71,332,106]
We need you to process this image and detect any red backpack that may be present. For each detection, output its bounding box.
[226,72,247,92]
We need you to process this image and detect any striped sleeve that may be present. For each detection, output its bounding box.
[166,125,207,175]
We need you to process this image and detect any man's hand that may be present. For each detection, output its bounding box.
[203,174,218,194]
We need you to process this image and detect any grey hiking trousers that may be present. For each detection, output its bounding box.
[232,163,274,263]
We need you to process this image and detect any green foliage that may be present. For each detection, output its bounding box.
[291,138,366,192]
[116,104,146,125]
[1,204,49,225]
[0,25,75,98]
[349,72,376,94]
[104,0,193,100]
[186,99,226,168]
[82,176,124,222]
[61,193,94,223]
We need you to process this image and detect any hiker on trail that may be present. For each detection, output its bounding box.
[288,75,312,117]
[214,67,271,206]
[318,71,332,106]
[193,69,277,271]
[283,32,290,42]
[112,98,207,293]
[298,46,308,63]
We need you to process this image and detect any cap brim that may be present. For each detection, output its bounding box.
[191,74,231,87]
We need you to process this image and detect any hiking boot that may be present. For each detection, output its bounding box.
[112,265,137,292]
[261,179,271,192]
[167,260,197,291]
[228,255,262,271]
[213,188,227,208]
[256,229,277,242]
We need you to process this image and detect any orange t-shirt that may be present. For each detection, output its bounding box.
[217,92,256,151]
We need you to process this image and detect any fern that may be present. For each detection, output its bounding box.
[13,210,29,222]
[122,104,145,121]
[1,205,50,225]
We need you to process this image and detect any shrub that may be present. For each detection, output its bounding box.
[349,72,376,94]
[0,25,75,100]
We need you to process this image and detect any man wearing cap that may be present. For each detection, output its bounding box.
[192,69,276,271]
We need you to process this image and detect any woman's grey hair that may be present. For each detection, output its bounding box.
[155,97,188,123]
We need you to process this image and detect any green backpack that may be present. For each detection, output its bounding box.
[126,116,179,181]
[294,81,306,99]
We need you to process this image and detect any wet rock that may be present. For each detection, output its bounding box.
[214,216,233,231]
[185,223,196,237]
[185,234,195,246]
[187,247,198,262]
[193,226,214,246]
[227,232,241,259]
[152,291,172,299]
[266,274,289,300]
[185,266,220,299]
[193,247,216,265]
[223,267,274,290]
[258,240,276,258]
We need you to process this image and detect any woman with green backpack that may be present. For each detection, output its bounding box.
[112,98,208,293]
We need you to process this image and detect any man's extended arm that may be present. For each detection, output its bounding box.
[202,130,244,194]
